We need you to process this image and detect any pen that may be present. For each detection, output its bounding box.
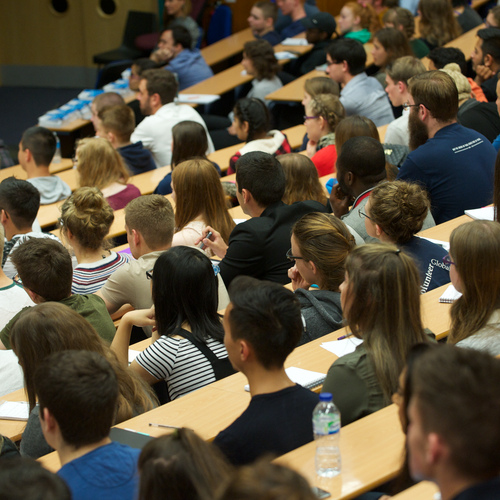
[149,423,181,429]
[337,333,354,340]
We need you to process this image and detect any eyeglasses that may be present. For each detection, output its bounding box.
[402,101,420,112]
[442,254,456,266]
[286,248,304,262]
[146,269,154,280]
[303,115,319,121]
[358,210,374,221]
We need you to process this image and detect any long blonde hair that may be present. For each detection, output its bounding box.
[344,244,428,401]
[448,221,500,344]
[172,159,235,243]
[76,137,130,190]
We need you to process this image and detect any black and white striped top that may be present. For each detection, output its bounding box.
[135,332,228,400]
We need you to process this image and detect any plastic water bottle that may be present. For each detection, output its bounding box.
[53,133,61,163]
[312,392,341,477]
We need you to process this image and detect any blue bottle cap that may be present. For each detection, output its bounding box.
[319,392,333,402]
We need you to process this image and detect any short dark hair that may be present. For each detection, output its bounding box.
[411,345,500,479]
[0,177,40,229]
[227,276,302,369]
[427,47,467,75]
[254,1,278,22]
[0,458,71,500]
[10,238,72,301]
[477,27,500,64]
[132,57,161,74]
[170,25,192,49]
[20,126,56,167]
[235,151,285,207]
[408,70,458,122]
[141,69,178,105]
[336,136,386,184]
[35,350,119,448]
[327,38,366,76]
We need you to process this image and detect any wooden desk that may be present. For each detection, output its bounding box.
[417,214,472,241]
[0,159,73,182]
[391,481,439,499]
[0,388,28,443]
[201,28,255,67]
[267,70,326,102]
[276,404,405,500]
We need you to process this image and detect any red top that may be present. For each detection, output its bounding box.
[311,144,337,177]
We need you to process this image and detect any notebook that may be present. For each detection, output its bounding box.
[439,285,462,303]
[244,367,326,392]
[0,401,30,421]
[464,206,495,221]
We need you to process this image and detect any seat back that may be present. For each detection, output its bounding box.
[206,4,232,45]
[122,10,158,50]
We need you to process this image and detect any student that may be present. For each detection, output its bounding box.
[405,345,500,498]
[228,98,291,174]
[326,38,394,127]
[111,246,233,400]
[154,120,221,195]
[0,458,70,500]
[128,58,160,126]
[418,0,461,51]
[18,126,71,204]
[322,244,429,425]
[304,94,344,176]
[75,137,141,211]
[248,1,282,46]
[364,181,450,293]
[486,5,500,28]
[288,213,355,344]
[171,159,235,251]
[240,39,282,106]
[471,28,500,102]
[199,152,327,287]
[275,0,312,39]
[97,104,156,175]
[138,428,232,500]
[0,238,116,349]
[10,303,156,459]
[382,7,429,59]
[162,0,200,49]
[396,71,496,224]
[213,276,319,465]
[452,0,482,34]
[288,12,338,76]
[384,56,426,147]
[59,187,130,294]
[0,177,60,279]
[90,92,125,133]
[337,2,380,43]
[218,460,316,500]
[35,350,142,500]
[302,76,340,107]
[446,220,500,355]
[370,28,413,88]
[279,153,327,205]
[150,26,213,91]
[131,69,214,168]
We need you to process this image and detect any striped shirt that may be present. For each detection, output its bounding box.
[135,332,228,400]
[71,251,131,295]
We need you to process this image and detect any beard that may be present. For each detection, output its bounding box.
[408,109,429,151]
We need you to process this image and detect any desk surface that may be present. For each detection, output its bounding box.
[201,28,255,67]
[417,214,471,241]
[0,159,73,182]
[276,404,405,500]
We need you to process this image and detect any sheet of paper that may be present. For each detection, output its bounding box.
[280,38,310,46]
[419,236,450,251]
[321,337,363,357]
[275,51,299,60]
[0,401,30,420]
[128,349,140,364]
[177,94,220,104]
[464,206,495,221]
[439,284,462,303]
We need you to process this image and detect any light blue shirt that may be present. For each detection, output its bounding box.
[340,72,394,127]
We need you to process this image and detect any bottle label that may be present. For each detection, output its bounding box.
[313,414,340,435]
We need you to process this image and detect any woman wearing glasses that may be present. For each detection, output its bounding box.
[111,246,233,401]
[288,213,355,345]
[362,180,450,293]
[303,94,345,177]
[447,220,500,355]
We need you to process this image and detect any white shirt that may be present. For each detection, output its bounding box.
[131,102,215,168]
[384,108,410,147]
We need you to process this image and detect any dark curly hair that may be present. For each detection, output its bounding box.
[243,39,280,80]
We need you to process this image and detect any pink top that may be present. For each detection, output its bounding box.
[106,184,141,210]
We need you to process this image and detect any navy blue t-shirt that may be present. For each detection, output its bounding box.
[397,123,495,224]
[401,236,450,293]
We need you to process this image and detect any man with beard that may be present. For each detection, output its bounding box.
[470,28,500,102]
[396,71,496,224]
[130,69,214,168]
